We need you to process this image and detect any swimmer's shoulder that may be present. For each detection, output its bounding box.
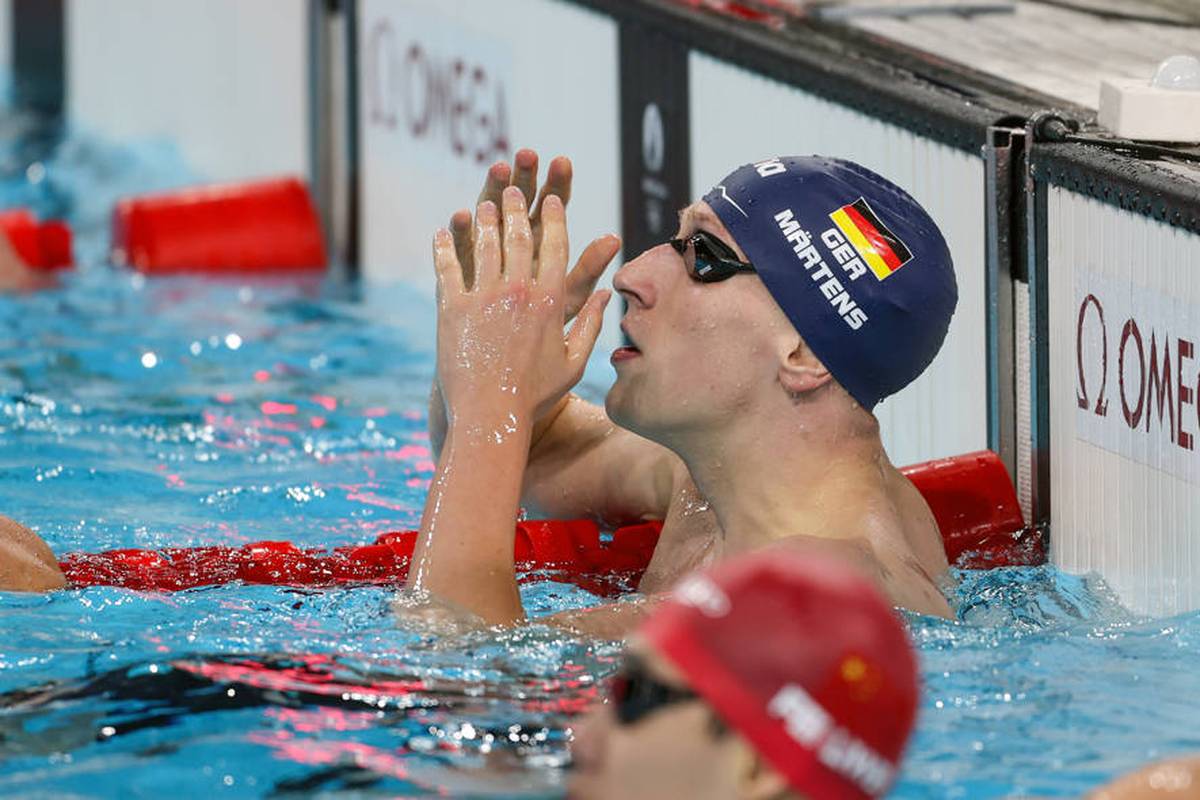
[772,532,953,618]
[0,515,66,592]
[880,464,950,576]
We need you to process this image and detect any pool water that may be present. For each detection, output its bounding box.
[1,135,1199,798]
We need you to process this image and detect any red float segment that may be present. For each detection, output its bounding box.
[111,177,326,273]
[58,523,653,596]
[900,449,1041,569]
[0,209,74,269]
[57,450,1041,592]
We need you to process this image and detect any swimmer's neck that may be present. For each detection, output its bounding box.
[675,402,887,549]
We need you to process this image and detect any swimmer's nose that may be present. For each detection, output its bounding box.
[613,244,669,309]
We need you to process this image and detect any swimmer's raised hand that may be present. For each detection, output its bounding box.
[434,186,611,427]
[448,149,620,322]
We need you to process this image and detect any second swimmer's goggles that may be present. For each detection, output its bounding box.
[608,656,699,726]
[669,230,757,283]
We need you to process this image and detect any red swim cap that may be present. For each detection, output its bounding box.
[638,549,919,799]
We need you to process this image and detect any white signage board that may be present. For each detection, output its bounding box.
[1049,185,1200,616]
[358,0,622,355]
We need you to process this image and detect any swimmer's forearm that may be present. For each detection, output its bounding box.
[0,516,66,592]
[407,416,531,625]
[429,382,568,464]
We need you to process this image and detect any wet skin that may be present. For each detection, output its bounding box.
[603,202,951,616]
[1089,756,1200,799]
[0,515,66,592]
[568,640,796,800]
[423,149,952,627]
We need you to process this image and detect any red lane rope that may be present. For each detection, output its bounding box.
[59,453,1041,593]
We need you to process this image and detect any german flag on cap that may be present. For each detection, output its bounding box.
[830,198,913,281]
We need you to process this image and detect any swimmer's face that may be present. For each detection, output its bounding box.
[567,641,744,800]
[605,201,798,445]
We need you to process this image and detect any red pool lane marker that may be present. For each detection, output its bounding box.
[58,451,1041,592]
[0,209,74,270]
[111,177,326,273]
[900,450,1041,569]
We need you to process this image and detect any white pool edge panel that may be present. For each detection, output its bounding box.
[689,52,989,468]
[1048,186,1200,617]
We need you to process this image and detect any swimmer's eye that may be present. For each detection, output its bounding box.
[668,230,757,283]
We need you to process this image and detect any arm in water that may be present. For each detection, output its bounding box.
[427,150,677,528]
[0,515,66,591]
[407,187,611,625]
[0,233,41,293]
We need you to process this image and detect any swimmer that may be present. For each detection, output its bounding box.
[1089,755,1200,799]
[412,149,958,628]
[570,547,920,800]
[0,515,66,591]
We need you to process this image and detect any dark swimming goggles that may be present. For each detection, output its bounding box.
[669,230,757,283]
[608,657,699,727]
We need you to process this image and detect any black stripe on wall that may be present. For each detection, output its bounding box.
[619,19,691,260]
[13,0,65,116]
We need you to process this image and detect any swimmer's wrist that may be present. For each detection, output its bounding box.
[445,403,536,445]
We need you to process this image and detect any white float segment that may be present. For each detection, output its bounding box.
[1048,186,1200,616]
[689,53,988,467]
[65,0,309,182]
[357,0,623,354]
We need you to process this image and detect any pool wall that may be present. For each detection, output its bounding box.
[1036,147,1200,616]
[27,0,310,184]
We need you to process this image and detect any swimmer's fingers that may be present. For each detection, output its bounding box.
[477,161,512,209]
[449,209,474,289]
[565,290,612,374]
[473,201,502,288]
[433,228,464,300]
[529,156,573,254]
[564,234,621,320]
[537,195,569,291]
[511,148,539,209]
[501,186,534,284]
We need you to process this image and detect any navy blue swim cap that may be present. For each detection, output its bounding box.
[702,156,956,410]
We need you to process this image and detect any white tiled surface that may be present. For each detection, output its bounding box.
[690,53,989,467]
[1048,186,1200,616]
[66,0,309,182]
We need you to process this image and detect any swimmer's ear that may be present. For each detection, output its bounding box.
[732,742,792,800]
[778,339,833,397]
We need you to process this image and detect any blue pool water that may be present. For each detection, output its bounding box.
[1,135,1199,798]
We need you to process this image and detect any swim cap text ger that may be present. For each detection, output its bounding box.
[702,156,957,410]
